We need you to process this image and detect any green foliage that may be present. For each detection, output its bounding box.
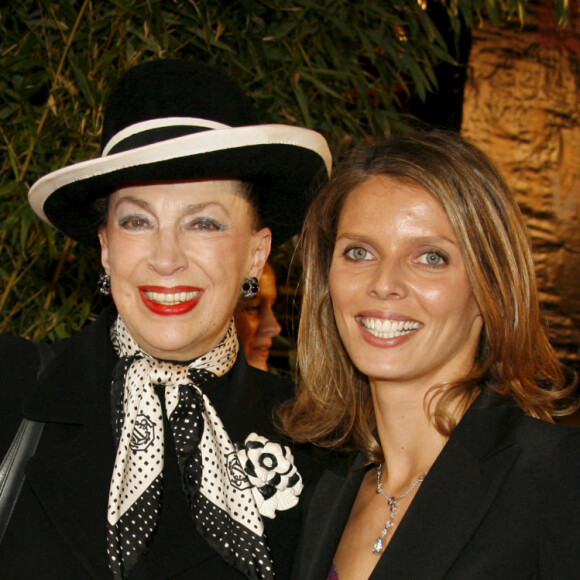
[0,0,549,340]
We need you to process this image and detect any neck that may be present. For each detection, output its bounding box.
[369,378,456,490]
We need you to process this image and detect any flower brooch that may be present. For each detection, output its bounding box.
[236,433,304,519]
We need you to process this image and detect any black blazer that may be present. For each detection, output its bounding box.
[293,389,580,580]
[0,308,326,579]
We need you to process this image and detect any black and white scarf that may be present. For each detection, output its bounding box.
[106,316,274,579]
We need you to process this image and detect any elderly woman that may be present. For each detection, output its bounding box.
[282,130,580,580]
[0,60,331,579]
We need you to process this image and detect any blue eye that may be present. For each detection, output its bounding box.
[345,247,373,261]
[419,251,446,266]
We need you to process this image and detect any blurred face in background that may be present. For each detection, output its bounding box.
[234,262,282,371]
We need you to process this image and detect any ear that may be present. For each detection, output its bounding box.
[248,227,272,279]
[98,227,110,274]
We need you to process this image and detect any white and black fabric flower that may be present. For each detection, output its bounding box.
[236,433,303,519]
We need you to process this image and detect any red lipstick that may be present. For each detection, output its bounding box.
[139,286,203,316]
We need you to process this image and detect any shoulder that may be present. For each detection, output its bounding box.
[0,306,115,384]
[516,416,580,471]
[0,336,52,397]
[0,336,51,453]
[0,335,40,366]
[514,412,580,447]
[513,419,580,572]
[202,355,294,446]
[207,354,294,412]
[499,417,580,540]
[243,363,294,403]
[453,391,580,507]
[466,391,580,471]
[0,309,116,445]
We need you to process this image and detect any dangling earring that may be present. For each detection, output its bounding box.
[241,276,259,299]
[98,273,111,296]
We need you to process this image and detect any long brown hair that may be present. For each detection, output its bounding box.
[280,130,577,462]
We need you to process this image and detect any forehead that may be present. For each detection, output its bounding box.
[339,175,452,232]
[109,179,251,210]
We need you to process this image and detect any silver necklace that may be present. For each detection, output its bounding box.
[372,463,427,554]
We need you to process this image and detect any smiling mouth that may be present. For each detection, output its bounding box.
[253,345,271,355]
[143,290,201,305]
[139,286,203,316]
[360,318,422,339]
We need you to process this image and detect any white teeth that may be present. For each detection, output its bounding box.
[360,318,421,338]
[145,290,199,305]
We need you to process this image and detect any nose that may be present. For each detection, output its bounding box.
[368,260,407,300]
[259,306,282,337]
[149,227,187,276]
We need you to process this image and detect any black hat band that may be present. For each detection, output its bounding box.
[103,117,231,155]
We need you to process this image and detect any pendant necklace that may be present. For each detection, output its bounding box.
[372,463,427,554]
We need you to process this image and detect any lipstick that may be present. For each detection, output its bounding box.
[139,285,203,316]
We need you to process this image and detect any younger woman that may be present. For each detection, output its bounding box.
[283,130,580,580]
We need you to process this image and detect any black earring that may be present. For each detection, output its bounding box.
[98,273,111,296]
[241,276,259,299]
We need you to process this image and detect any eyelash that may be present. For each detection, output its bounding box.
[119,214,149,229]
[418,250,447,267]
[343,246,448,267]
[344,246,373,262]
[187,217,224,232]
[117,215,225,232]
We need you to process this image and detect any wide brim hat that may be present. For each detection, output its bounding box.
[28,59,332,246]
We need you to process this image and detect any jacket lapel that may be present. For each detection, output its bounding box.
[294,390,525,580]
[293,458,366,580]
[371,392,523,579]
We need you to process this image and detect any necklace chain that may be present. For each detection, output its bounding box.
[372,463,427,555]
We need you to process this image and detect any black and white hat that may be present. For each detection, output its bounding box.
[28,59,332,246]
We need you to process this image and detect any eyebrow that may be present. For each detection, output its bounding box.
[335,232,458,247]
[113,196,226,215]
[112,196,149,212]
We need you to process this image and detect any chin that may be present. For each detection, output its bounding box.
[249,358,268,372]
[139,332,199,361]
[353,360,403,382]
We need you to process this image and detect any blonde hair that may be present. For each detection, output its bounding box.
[280,130,577,462]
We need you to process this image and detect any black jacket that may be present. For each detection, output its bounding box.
[293,389,580,580]
[0,308,325,578]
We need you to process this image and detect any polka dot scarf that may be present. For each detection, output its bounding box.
[107,316,274,579]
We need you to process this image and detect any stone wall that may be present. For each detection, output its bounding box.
[461,3,580,368]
